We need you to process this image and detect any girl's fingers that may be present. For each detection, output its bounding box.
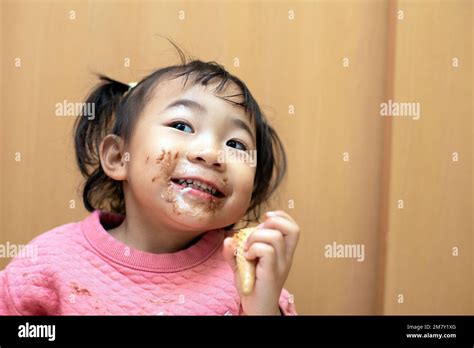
[244,229,286,267]
[265,210,296,224]
[260,215,300,259]
[244,242,277,270]
[222,236,238,273]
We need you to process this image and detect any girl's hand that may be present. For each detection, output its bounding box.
[223,210,300,315]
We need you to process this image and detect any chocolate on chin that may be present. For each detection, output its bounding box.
[233,227,258,295]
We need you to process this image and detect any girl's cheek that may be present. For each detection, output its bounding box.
[146,149,179,184]
[232,164,255,193]
[228,164,255,205]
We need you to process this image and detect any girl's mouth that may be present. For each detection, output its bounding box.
[170,178,226,200]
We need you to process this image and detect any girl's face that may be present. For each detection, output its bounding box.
[123,77,257,231]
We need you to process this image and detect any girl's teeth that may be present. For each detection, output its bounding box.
[174,178,219,196]
[192,184,210,194]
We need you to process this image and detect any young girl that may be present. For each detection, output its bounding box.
[0,51,300,315]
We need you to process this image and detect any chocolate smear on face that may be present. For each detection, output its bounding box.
[153,149,225,216]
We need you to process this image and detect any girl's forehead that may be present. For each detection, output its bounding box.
[158,75,244,103]
[149,75,250,120]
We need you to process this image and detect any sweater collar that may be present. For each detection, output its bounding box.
[82,210,225,273]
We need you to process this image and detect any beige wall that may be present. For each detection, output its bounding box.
[382,0,472,314]
[0,0,472,314]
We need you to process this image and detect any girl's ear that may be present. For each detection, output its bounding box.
[99,134,127,181]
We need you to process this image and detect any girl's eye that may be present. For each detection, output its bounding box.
[226,139,247,151]
[170,122,193,133]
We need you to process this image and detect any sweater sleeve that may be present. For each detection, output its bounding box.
[0,257,59,316]
[0,270,19,315]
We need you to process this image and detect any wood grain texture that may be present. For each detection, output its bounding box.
[0,0,471,314]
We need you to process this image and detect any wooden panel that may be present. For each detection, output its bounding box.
[383,0,472,314]
[1,0,471,315]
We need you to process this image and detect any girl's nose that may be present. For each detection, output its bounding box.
[187,147,226,171]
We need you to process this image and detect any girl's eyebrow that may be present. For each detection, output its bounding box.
[163,98,255,141]
[163,98,206,113]
[232,117,255,141]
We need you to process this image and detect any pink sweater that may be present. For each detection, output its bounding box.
[0,211,296,315]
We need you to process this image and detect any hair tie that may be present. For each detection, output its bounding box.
[128,82,138,91]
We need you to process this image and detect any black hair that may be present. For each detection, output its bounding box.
[74,39,287,226]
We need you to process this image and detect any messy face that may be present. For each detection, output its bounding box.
[122,76,257,232]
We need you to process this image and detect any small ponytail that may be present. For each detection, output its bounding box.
[74,75,129,214]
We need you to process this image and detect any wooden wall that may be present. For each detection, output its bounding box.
[1,0,471,314]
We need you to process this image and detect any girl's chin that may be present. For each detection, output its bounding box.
[167,212,224,231]
[156,183,242,230]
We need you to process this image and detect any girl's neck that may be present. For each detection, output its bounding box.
[108,210,204,254]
